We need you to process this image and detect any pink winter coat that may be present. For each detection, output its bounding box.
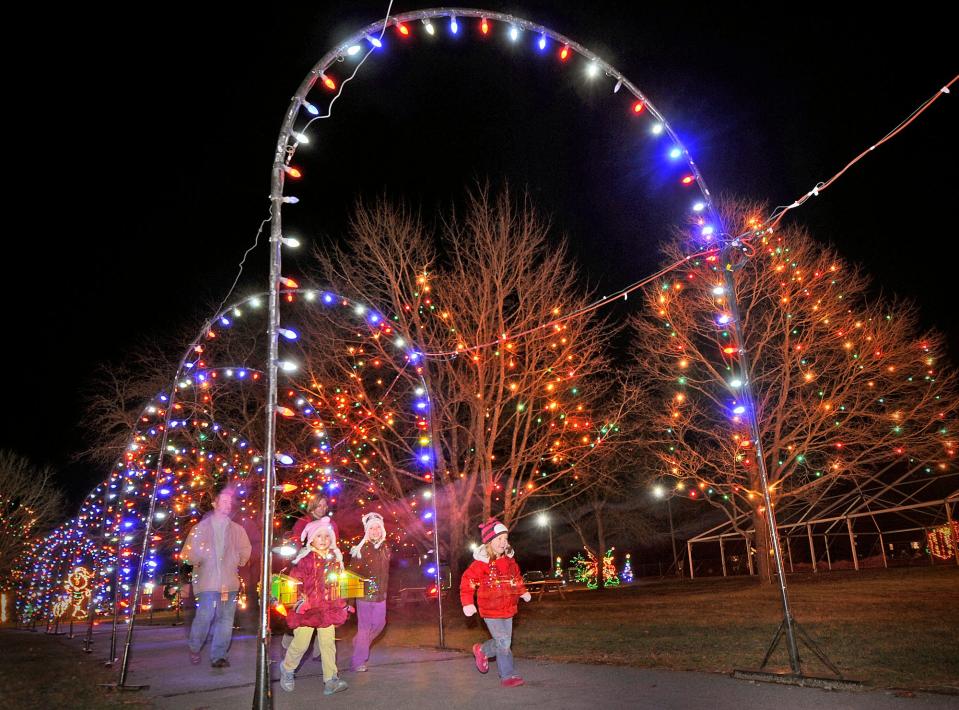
[286,550,349,630]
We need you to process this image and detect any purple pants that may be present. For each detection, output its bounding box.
[351,600,387,669]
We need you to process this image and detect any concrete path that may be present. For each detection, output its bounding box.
[91,624,956,710]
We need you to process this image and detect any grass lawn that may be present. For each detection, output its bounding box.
[0,627,151,709]
[384,565,959,692]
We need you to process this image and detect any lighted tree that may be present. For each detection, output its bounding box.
[630,203,958,580]
[0,451,64,589]
[306,186,620,570]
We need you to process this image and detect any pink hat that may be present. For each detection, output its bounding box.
[479,518,508,544]
[301,516,337,547]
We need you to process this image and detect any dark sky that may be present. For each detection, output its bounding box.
[4,3,956,505]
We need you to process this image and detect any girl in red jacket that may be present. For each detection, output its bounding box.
[279,517,349,696]
[460,518,531,688]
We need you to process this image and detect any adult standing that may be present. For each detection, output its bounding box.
[291,495,338,544]
[348,512,391,672]
[181,486,252,668]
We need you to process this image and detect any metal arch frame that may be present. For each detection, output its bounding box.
[686,466,959,576]
[75,285,436,688]
[262,8,727,706]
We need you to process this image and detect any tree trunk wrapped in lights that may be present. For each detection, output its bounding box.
[631,202,959,581]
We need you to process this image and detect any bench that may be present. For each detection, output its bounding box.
[524,579,566,601]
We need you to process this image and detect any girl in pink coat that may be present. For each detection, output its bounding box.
[279,516,349,696]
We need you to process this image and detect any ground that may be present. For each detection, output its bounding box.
[2,566,956,708]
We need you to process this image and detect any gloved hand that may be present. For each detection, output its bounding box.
[520,592,531,602]
[462,604,477,617]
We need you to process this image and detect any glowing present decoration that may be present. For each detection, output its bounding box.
[927,521,959,560]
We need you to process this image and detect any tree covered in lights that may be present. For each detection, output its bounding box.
[306,187,622,571]
[0,450,64,590]
[631,203,959,580]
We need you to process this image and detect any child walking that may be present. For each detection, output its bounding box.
[348,512,391,672]
[279,516,349,696]
[460,518,531,688]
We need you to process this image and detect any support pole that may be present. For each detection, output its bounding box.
[687,541,695,580]
[946,502,959,568]
[878,531,888,569]
[846,518,859,572]
[786,536,794,573]
[254,162,286,710]
[746,534,755,576]
[825,535,832,571]
[806,525,816,573]
[720,538,728,577]
[722,247,800,674]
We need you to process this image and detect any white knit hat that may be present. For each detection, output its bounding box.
[350,512,387,559]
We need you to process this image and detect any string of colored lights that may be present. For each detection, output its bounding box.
[761,75,956,233]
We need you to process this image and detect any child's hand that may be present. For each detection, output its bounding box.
[462,604,477,617]
[520,592,532,602]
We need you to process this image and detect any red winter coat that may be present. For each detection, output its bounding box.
[286,550,348,630]
[460,547,527,619]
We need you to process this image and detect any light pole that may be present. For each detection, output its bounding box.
[537,513,554,572]
[653,484,680,577]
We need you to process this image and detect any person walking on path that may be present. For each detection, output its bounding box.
[279,516,349,696]
[460,518,531,688]
[348,512,391,672]
[282,495,339,657]
[181,485,252,668]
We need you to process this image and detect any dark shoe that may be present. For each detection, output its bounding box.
[472,643,489,674]
[211,658,230,668]
[189,651,201,665]
[501,676,525,687]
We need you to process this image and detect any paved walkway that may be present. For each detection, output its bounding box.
[88,624,956,710]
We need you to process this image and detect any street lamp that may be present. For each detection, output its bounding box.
[537,513,554,572]
[653,483,681,578]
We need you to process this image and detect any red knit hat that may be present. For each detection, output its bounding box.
[479,518,509,544]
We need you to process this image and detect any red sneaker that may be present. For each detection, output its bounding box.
[501,676,525,688]
[472,643,489,674]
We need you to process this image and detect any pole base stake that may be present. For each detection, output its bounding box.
[734,669,864,692]
[99,683,150,691]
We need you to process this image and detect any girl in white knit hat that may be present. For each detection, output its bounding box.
[348,511,391,672]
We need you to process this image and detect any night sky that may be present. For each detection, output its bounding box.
[4,3,956,506]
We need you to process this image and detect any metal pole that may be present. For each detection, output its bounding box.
[878,531,888,569]
[846,518,859,571]
[824,535,832,571]
[946,502,959,567]
[806,525,816,573]
[422,371,445,649]
[548,522,555,572]
[667,496,679,576]
[720,537,728,577]
[429,472,444,648]
[786,536,794,573]
[746,534,755,575]
[721,248,800,674]
[254,163,285,710]
[687,540,695,580]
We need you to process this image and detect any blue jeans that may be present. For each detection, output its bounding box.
[189,592,237,660]
[481,617,514,678]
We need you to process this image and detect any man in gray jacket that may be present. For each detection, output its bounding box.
[182,485,252,668]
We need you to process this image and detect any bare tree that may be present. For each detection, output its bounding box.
[0,451,64,588]
[630,202,959,580]
[306,186,623,572]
